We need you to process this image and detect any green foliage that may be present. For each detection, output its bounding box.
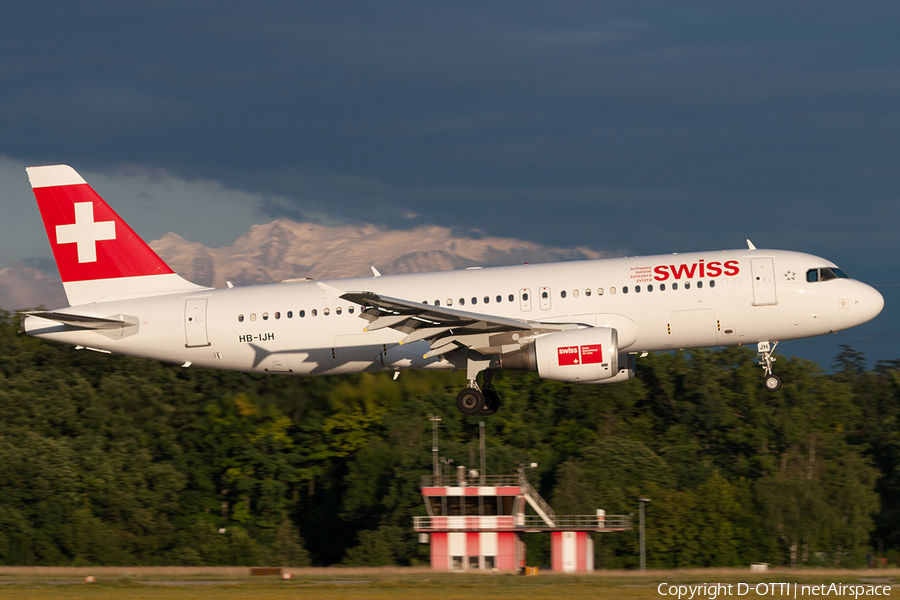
[0,307,896,568]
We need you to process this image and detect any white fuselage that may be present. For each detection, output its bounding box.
[23,248,884,376]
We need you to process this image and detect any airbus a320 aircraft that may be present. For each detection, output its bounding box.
[21,165,884,416]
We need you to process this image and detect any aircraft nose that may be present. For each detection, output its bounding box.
[857,283,884,324]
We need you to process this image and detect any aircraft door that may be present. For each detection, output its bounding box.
[750,258,778,306]
[184,299,211,347]
[519,288,532,312]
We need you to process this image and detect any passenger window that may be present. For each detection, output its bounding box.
[300,310,305,317]
[349,306,354,314]
[423,300,428,305]
[250,313,257,322]
[238,314,244,322]
[262,312,269,320]
[807,269,819,282]
[647,284,653,292]
[623,286,629,294]
[598,288,604,295]
[508,294,514,302]
[471,297,477,305]
[672,283,678,290]
[447,299,453,306]
[459,298,465,306]
[697,281,703,289]
[435,300,440,307]
[610,287,616,295]
[336,307,342,315]
[709,280,715,288]
[542,291,548,299]
[288,311,293,318]
[560,290,566,298]
[496,295,502,303]
[585,289,591,297]
[522,293,528,301]
[312,309,317,317]
[685,282,691,289]
[324,308,330,316]
[660,283,666,291]
[573,289,579,297]
[275,312,281,319]
[485,296,490,304]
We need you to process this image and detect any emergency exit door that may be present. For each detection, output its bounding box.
[750,258,778,306]
[185,299,211,347]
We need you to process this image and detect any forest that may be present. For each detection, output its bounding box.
[0,309,897,569]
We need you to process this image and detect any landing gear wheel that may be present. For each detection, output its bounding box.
[480,389,501,416]
[456,388,485,416]
[764,374,782,392]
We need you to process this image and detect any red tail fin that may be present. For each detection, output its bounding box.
[28,165,205,306]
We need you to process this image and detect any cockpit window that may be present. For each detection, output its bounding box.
[808,267,849,282]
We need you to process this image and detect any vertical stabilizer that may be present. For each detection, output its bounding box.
[27,164,206,306]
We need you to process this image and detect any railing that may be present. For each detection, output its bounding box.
[413,514,632,531]
[420,474,520,488]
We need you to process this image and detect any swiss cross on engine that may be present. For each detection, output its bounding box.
[55,202,116,263]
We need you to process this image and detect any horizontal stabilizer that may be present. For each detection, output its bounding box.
[23,311,138,330]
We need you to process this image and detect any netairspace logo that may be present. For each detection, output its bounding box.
[657,582,893,599]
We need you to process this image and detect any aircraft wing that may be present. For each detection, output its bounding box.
[340,291,577,357]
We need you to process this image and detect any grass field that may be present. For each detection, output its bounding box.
[0,566,896,599]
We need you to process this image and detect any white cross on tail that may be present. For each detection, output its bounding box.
[55,202,116,263]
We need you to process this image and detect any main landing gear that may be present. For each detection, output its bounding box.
[456,364,502,417]
[758,341,781,392]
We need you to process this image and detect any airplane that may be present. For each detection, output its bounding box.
[20,165,884,416]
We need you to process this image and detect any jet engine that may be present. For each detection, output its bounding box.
[500,327,622,383]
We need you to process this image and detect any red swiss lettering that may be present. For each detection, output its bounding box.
[558,346,580,366]
[706,261,722,277]
[670,263,698,280]
[653,265,669,281]
[723,260,740,276]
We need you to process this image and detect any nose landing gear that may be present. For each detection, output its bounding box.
[758,341,781,391]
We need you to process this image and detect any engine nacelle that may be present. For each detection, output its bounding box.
[501,327,619,383]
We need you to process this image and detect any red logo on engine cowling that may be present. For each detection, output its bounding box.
[558,344,603,366]
[652,259,740,281]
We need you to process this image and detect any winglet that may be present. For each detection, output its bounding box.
[371,266,382,277]
[746,239,757,250]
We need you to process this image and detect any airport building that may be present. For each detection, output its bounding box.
[413,463,632,572]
